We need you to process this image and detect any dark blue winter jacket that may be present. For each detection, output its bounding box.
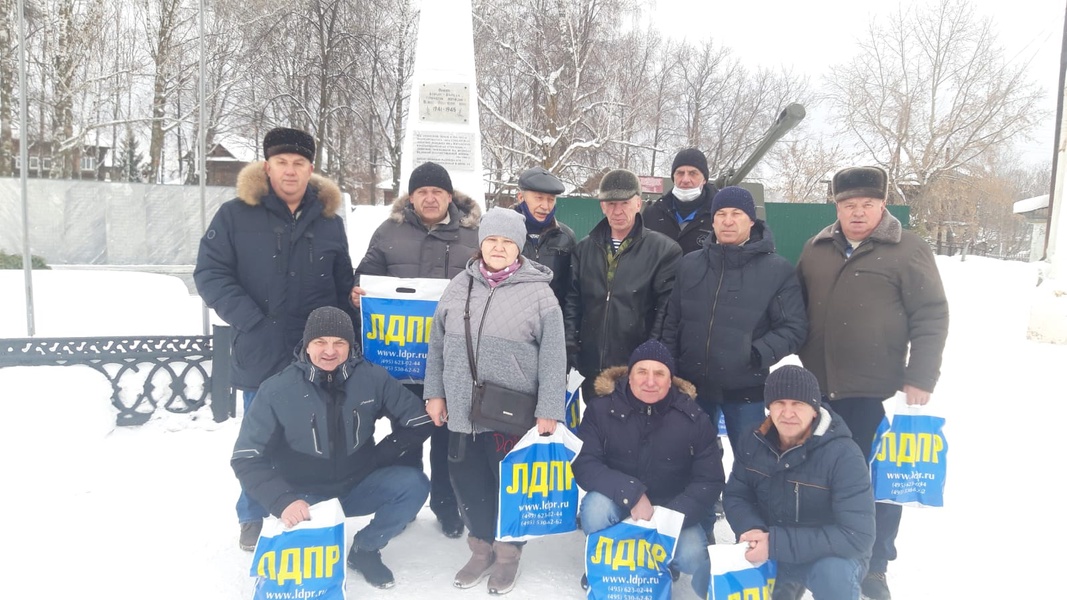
[723,407,875,565]
[194,162,356,389]
[231,352,433,517]
[661,221,807,405]
[572,366,725,528]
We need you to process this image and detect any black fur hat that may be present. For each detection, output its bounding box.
[263,127,315,162]
[832,166,887,202]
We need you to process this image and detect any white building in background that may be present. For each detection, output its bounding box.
[1013,194,1050,262]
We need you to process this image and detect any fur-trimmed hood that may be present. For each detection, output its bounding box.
[813,207,902,245]
[388,191,481,229]
[235,161,343,218]
[592,365,697,399]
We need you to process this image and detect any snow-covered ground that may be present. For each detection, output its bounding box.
[1,254,1063,599]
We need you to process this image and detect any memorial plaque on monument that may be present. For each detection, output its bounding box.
[419,83,470,124]
[414,131,475,171]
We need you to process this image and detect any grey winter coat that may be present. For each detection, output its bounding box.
[423,258,567,434]
[356,192,481,280]
[723,407,875,565]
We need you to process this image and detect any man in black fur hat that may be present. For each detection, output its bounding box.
[796,165,949,600]
[195,126,358,551]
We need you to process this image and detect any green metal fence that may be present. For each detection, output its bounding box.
[555,197,910,265]
[765,203,910,264]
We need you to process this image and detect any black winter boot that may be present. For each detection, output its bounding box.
[347,547,395,589]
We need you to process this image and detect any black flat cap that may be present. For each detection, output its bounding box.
[517,167,565,195]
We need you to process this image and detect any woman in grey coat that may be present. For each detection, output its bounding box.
[425,207,567,596]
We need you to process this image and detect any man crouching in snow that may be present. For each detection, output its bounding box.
[572,339,725,596]
[723,365,874,600]
[232,306,433,589]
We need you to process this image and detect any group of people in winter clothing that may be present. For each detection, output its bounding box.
[197,129,948,600]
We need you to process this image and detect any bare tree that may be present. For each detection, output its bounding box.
[767,134,849,203]
[826,0,1046,236]
[475,0,633,195]
[0,0,15,176]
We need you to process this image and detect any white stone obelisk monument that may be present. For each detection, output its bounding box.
[399,0,485,208]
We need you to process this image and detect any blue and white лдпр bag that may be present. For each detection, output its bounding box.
[870,396,948,507]
[249,498,347,600]
[584,506,684,600]
[497,425,583,541]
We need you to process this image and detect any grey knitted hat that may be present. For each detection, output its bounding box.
[302,306,355,349]
[598,169,641,201]
[479,207,528,251]
[764,365,822,410]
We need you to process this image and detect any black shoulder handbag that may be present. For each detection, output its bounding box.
[464,275,537,436]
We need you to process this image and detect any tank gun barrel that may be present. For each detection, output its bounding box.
[715,103,806,189]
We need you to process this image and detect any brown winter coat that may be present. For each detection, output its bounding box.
[796,209,949,400]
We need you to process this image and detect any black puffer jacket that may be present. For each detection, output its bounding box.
[723,407,875,564]
[514,205,577,305]
[194,162,356,389]
[231,352,433,518]
[643,183,718,255]
[356,192,481,280]
[661,221,807,405]
[563,214,682,379]
[572,366,724,527]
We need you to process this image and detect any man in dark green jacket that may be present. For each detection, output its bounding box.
[232,307,433,590]
[796,165,949,600]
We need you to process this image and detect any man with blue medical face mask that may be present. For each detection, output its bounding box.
[643,148,719,255]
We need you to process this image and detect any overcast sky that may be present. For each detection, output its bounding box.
[650,0,1064,166]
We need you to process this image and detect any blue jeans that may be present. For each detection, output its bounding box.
[579,491,710,596]
[718,400,767,453]
[776,556,867,600]
[236,390,270,523]
[302,466,429,551]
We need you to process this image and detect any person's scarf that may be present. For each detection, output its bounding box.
[479,257,522,288]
